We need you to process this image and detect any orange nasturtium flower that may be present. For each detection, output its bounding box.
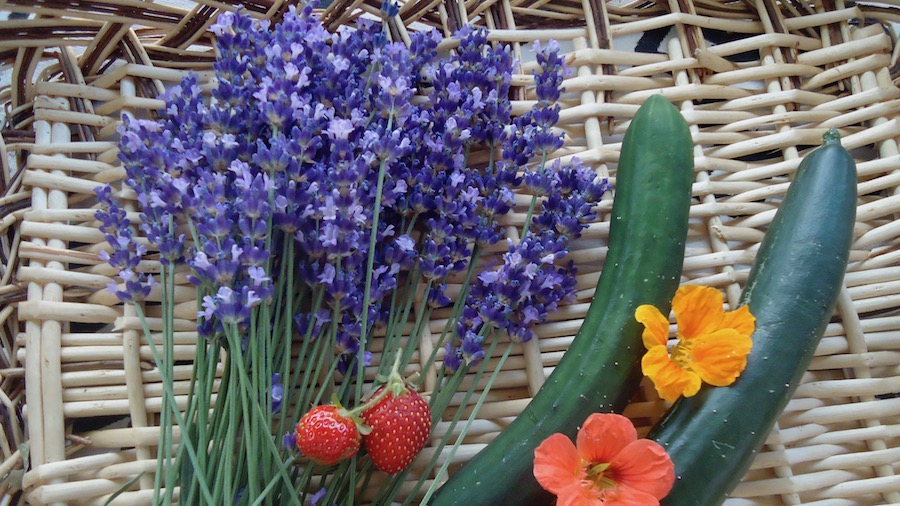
[636,285,755,403]
[533,413,675,506]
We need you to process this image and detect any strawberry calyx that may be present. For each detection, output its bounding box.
[347,351,413,418]
[329,393,372,435]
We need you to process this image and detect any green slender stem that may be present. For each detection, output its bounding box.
[322,462,352,506]
[372,473,398,505]
[357,109,395,402]
[404,211,420,237]
[210,385,234,506]
[131,304,216,504]
[311,354,342,407]
[249,456,299,506]
[152,371,163,506]
[322,452,374,505]
[223,354,238,503]
[294,324,327,420]
[399,300,432,372]
[235,449,248,505]
[381,264,421,374]
[182,292,205,448]
[420,342,513,504]
[289,287,324,418]
[356,460,375,501]
[522,196,539,238]
[223,326,304,506]
[164,264,176,505]
[276,238,296,454]
[184,333,219,506]
[170,287,210,504]
[381,277,427,380]
[348,458,356,506]
[295,464,315,504]
[236,324,260,500]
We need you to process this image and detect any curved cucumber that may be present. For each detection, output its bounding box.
[431,95,694,505]
[649,129,857,506]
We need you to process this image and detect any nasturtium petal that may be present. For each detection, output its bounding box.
[534,433,582,493]
[689,329,753,387]
[641,346,701,402]
[607,484,662,506]
[556,483,601,506]
[612,439,675,500]
[672,285,724,339]
[576,413,637,464]
[719,304,755,336]
[635,304,669,350]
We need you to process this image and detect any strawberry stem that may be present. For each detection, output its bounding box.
[348,350,407,416]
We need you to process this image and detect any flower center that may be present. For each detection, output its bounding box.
[669,337,694,369]
[584,461,617,491]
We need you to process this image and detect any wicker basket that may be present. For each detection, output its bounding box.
[2,0,900,504]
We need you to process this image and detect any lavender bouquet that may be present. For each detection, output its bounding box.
[95,3,609,504]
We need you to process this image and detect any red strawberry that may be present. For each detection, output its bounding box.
[362,386,431,474]
[295,405,361,466]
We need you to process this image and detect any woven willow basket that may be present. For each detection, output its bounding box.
[2,0,900,504]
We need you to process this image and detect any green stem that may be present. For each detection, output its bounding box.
[236,324,260,500]
[420,342,513,504]
[185,333,220,506]
[290,287,324,419]
[249,456,299,506]
[223,354,238,504]
[295,464,315,504]
[276,238,296,453]
[381,276,427,379]
[131,304,216,505]
[358,109,395,402]
[203,340,229,505]
[404,211,420,237]
[383,263,421,363]
[223,325,304,506]
[399,300,432,372]
[311,353,341,407]
[212,382,233,506]
[294,323,328,419]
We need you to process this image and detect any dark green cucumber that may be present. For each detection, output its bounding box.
[649,129,857,506]
[430,95,694,505]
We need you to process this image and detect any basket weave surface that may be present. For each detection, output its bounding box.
[2,0,900,504]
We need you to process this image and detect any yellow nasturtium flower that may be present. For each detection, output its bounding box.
[636,285,755,403]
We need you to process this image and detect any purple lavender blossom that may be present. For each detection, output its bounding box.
[442,343,464,373]
[337,350,372,376]
[440,38,610,368]
[282,432,296,452]
[460,331,486,365]
[308,488,328,506]
[271,373,284,413]
[106,269,156,303]
[95,186,141,271]
[95,185,157,303]
[380,1,400,18]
